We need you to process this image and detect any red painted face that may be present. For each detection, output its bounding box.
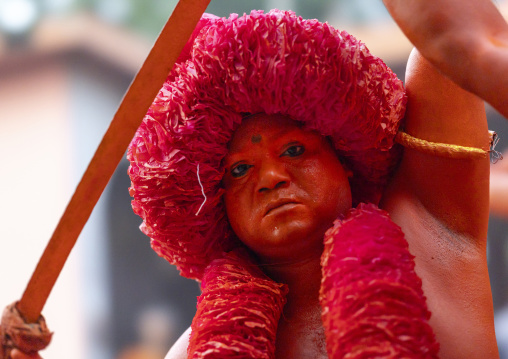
[223,114,352,263]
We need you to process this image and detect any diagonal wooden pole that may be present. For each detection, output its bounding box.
[16,0,211,323]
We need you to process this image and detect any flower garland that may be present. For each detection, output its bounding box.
[188,205,439,358]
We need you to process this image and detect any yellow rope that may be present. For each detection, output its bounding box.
[395,131,498,160]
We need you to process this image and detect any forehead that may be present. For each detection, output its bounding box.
[228,114,310,153]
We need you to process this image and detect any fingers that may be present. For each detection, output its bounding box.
[10,349,42,359]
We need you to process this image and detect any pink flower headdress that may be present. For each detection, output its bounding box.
[127,10,407,280]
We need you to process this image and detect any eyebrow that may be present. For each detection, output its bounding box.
[226,140,300,171]
[284,141,300,146]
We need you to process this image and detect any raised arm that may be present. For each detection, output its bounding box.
[383,49,491,243]
[380,49,501,359]
[383,0,508,119]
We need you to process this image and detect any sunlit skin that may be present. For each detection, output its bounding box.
[222,114,352,265]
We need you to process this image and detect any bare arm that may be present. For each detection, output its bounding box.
[383,0,508,119]
[380,50,499,359]
[383,49,491,243]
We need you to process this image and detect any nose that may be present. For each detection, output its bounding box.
[256,160,290,193]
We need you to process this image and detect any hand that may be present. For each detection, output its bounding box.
[10,349,42,359]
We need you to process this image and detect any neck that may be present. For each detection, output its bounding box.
[258,251,323,316]
[262,251,328,359]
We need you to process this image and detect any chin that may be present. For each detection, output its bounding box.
[250,220,328,262]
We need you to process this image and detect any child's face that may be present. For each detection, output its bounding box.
[223,113,352,264]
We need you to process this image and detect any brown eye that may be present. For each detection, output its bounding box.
[231,163,253,178]
[282,145,305,157]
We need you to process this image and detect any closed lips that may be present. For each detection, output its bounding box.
[264,200,301,216]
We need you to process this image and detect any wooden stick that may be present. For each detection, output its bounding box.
[16,0,211,323]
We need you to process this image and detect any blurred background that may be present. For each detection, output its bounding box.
[0,0,507,358]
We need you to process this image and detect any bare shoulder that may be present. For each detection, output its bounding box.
[165,326,191,359]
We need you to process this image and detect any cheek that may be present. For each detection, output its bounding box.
[303,160,352,215]
[328,179,352,215]
[318,178,350,210]
[224,188,252,238]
